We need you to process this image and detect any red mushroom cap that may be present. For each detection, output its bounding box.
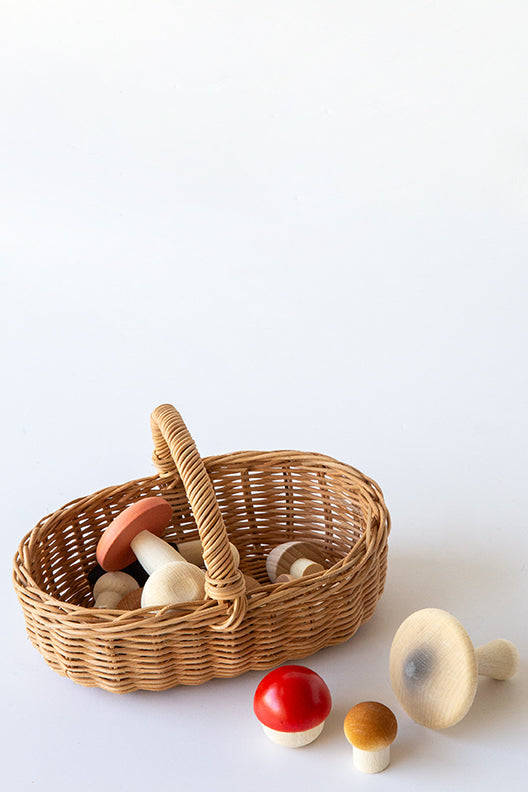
[253,665,332,733]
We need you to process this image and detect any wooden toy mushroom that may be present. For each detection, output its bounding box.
[176,540,260,592]
[96,497,206,608]
[175,538,240,569]
[266,541,327,583]
[117,586,144,610]
[88,558,149,589]
[116,577,259,607]
[243,574,262,593]
[93,571,139,609]
[344,702,397,773]
[390,608,520,729]
[253,665,332,747]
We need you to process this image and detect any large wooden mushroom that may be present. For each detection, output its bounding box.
[390,608,520,729]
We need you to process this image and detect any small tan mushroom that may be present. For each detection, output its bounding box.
[344,702,397,773]
[117,586,144,610]
[390,608,520,729]
[243,574,262,593]
[275,573,296,584]
[174,538,240,569]
[93,572,139,609]
[266,541,326,583]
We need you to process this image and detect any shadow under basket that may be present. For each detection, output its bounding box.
[13,404,390,693]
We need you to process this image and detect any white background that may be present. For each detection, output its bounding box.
[2,2,527,790]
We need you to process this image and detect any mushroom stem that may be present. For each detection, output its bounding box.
[475,640,520,680]
[130,530,185,573]
[261,722,325,748]
[289,558,324,578]
[353,746,391,774]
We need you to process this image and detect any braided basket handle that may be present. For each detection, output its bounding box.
[150,404,247,631]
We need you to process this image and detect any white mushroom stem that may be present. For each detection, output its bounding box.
[126,531,206,608]
[353,746,391,774]
[289,558,324,578]
[130,530,186,573]
[261,722,325,748]
[93,572,138,609]
[475,639,520,680]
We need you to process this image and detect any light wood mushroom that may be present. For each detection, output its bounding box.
[344,702,397,773]
[175,538,240,569]
[243,574,262,593]
[276,573,296,584]
[117,586,144,610]
[93,572,139,609]
[266,541,326,583]
[170,540,263,593]
[390,608,520,729]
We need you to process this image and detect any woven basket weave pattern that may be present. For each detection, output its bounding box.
[13,405,390,693]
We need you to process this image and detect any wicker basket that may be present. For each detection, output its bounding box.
[13,404,390,693]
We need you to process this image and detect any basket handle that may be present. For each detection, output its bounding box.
[150,404,247,631]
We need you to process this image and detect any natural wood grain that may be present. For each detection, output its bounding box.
[93,571,139,609]
[261,722,325,748]
[141,561,205,607]
[474,639,520,680]
[390,608,519,729]
[344,701,397,773]
[130,530,186,574]
[266,541,327,582]
[176,539,240,570]
[117,587,144,610]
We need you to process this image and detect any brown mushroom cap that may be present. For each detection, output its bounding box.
[344,702,397,751]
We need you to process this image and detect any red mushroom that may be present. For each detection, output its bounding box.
[253,665,332,747]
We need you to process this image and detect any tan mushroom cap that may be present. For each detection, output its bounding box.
[344,702,398,751]
[389,608,478,729]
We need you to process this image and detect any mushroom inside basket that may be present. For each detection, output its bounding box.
[13,404,390,693]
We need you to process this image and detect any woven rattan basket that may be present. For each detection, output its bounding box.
[13,404,390,693]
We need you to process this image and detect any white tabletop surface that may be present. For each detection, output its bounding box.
[2,2,527,790]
